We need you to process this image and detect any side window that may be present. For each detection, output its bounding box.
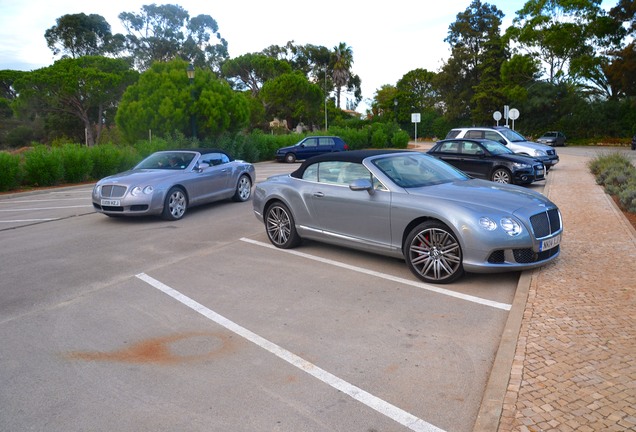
[439,142,459,153]
[461,142,481,155]
[318,137,335,147]
[465,130,483,139]
[201,152,229,166]
[302,163,319,181]
[484,131,503,143]
[446,130,461,139]
[336,162,371,185]
[303,138,318,147]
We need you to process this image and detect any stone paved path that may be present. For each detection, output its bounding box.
[498,154,636,431]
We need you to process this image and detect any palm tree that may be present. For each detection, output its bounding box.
[331,42,353,109]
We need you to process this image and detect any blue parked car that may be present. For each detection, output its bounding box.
[276,136,349,163]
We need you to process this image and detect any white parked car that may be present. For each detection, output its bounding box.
[445,127,559,170]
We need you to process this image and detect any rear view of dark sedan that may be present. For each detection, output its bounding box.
[428,138,545,185]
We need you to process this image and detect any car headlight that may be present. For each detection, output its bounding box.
[500,217,522,236]
[533,149,547,157]
[93,184,101,195]
[479,217,497,231]
[513,162,531,169]
[130,185,154,196]
[480,216,523,236]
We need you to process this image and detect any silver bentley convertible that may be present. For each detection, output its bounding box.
[93,149,255,220]
[253,149,562,284]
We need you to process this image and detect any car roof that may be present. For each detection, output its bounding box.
[290,149,411,178]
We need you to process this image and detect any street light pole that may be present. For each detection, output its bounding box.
[187,63,196,139]
[394,98,398,123]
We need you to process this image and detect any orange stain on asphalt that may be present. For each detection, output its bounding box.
[66,332,236,365]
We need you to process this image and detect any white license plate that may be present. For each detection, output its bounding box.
[101,199,121,206]
[540,234,561,251]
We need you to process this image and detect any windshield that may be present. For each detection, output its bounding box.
[373,153,469,188]
[497,128,526,142]
[135,152,195,170]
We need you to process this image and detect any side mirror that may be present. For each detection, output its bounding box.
[196,162,210,172]
[349,178,375,195]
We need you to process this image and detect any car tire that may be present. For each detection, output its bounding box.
[161,187,187,220]
[284,153,296,163]
[232,175,252,202]
[265,202,301,249]
[405,221,464,284]
[491,168,512,184]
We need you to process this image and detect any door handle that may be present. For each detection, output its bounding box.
[312,192,325,198]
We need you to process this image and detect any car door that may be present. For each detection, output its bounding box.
[304,161,392,247]
[458,141,491,179]
[432,141,463,171]
[297,137,319,159]
[184,153,233,203]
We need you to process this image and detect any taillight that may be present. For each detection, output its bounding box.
[344,144,349,150]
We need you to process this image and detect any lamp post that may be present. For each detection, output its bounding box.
[394,98,398,123]
[187,63,196,138]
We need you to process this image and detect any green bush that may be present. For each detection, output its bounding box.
[589,152,636,213]
[88,144,139,179]
[391,129,410,149]
[23,145,65,187]
[60,144,94,183]
[0,152,22,191]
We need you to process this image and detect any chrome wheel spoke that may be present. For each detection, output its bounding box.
[409,227,461,282]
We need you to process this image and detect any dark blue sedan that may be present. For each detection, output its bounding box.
[275,136,348,163]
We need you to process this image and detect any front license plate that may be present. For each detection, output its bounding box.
[540,234,561,251]
[101,199,120,206]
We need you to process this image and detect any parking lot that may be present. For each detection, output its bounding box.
[2,159,539,432]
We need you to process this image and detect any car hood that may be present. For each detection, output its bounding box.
[496,153,542,164]
[406,178,553,213]
[513,140,552,151]
[97,169,184,186]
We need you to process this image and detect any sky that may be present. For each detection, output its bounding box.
[0,0,549,110]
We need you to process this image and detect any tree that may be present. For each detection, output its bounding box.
[14,56,138,146]
[118,4,228,72]
[115,59,248,142]
[437,0,506,123]
[259,71,322,128]
[505,0,615,84]
[331,42,354,109]
[44,13,122,59]
[221,53,291,96]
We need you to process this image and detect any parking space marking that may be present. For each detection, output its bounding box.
[241,238,512,311]
[0,218,59,223]
[0,205,93,212]
[136,272,446,432]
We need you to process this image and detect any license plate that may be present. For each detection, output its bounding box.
[540,234,561,251]
[101,199,120,206]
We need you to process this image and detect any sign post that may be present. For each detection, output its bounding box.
[411,113,421,142]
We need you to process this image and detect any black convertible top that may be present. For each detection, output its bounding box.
[290,149,412,178]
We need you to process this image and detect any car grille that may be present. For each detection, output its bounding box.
[530,208,561,238]
[487,246,560,264]
[100,185,127,198]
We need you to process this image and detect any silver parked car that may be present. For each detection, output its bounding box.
[253,150,562,284]
[93,149,255,220]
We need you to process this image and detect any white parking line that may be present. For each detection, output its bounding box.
[136,272,446,432]
[0,205,93,212]
[0,198,89,203]
[240,238,512,311]
[0,218,59,223]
